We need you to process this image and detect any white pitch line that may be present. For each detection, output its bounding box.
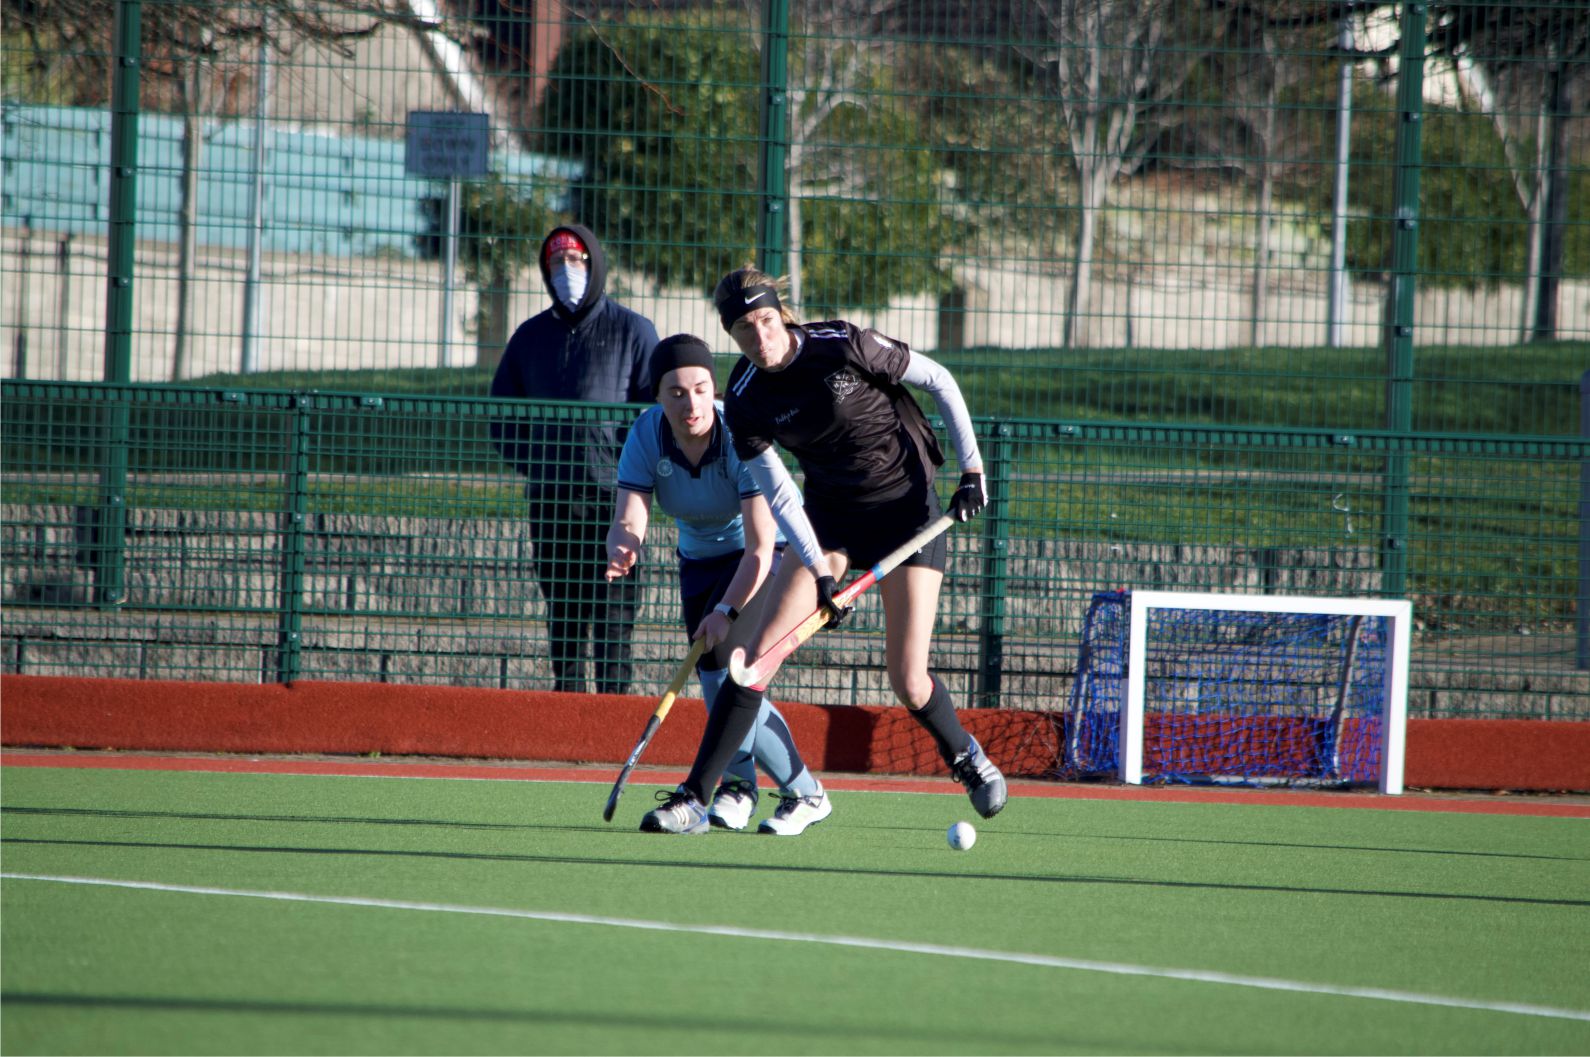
[4,871,1587,1024]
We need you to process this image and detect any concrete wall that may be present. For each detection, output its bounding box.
[5,225,1586,384]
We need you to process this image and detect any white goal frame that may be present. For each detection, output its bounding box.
[1119,590,1413,795]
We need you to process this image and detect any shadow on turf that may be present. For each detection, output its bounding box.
[2,805,524,831]
[844,821,1590,863]
[13,805,1583,865]
[7,835,1586,910]
[0,991,1080,1050]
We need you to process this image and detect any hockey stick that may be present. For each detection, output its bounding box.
[727,514,956,691]
[602,636,708,822]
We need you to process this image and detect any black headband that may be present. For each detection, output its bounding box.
[718,284,782,330]
[649,334,716,394]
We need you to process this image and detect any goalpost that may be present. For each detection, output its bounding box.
[1066,590,1412,794]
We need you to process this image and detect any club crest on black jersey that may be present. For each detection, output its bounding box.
[825,370,863,403]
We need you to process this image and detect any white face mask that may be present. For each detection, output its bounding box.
[551,264,587,310]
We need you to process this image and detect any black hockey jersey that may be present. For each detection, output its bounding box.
[723,321,944,509]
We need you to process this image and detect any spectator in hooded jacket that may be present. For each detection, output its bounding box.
[491,224,658,695]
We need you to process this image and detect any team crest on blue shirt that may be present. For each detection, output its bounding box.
[656,458,674,478]
[825,369,862,403]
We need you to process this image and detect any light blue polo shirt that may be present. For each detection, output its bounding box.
[616,403,785,560]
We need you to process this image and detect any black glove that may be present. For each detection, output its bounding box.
[814,574,852,629]
[948,471,988,523]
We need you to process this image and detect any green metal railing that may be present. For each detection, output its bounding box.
[4,379,1585,717]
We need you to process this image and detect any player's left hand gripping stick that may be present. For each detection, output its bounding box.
[728,514,956,691]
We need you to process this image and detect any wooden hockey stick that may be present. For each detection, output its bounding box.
[727,514,956,691]
[602,637,709,822]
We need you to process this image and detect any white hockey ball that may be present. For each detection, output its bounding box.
[947,820,977,851]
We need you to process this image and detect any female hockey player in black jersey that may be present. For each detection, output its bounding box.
[639,266,1007,834]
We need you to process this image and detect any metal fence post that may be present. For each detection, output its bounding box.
[96,0,142,608]
[1379,0,1425,599]
[976,425,1012,708]
[56,234,73,380]
[275,394,312,683]
[438,177,460,368]
[755,0,789,278]
[12,222,30,379]
[1325,15,1354,348]
[105,0,140,387]
[1579,369,1589,670]
[240,18,271,375]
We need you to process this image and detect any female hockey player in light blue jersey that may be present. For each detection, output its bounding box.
[604,334,830,836]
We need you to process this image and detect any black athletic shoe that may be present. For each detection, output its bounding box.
[951,738,1008,818]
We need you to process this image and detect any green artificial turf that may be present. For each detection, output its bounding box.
[3,766,1587,1055]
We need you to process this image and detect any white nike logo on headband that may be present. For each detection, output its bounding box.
[744,291,769,305]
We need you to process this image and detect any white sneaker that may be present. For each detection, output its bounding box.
[639,786,711,835]
[757,783,832,836]
[708,780,758,831]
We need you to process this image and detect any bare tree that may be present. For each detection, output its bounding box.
[781,2,874,309]
[1189,1,1586,343]
[1259,1,1590,341]
[1010,0,1210,347]
[1186,2,1329,346]
[739,0,911,309]
[169,21,211,383]
[1448,51,1550,343]
[1430,5,1590,342]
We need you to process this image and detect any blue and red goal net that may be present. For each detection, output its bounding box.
[1065,591,1392,786]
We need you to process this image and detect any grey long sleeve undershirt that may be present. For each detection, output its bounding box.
[901,351,982,474]
[745,450,827,573]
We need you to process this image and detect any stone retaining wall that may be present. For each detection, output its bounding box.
[4,504,1585,716]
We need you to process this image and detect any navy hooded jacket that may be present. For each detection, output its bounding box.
[490,223,658,495]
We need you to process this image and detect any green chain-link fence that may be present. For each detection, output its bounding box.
[3,378,1586,716]
[3,1,1588,716]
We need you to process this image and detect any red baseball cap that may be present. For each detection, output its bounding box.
[544,231,588,261]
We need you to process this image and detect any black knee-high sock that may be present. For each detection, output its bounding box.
[909,675,973,768]
[683,678,762,802]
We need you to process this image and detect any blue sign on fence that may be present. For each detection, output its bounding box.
[404,111,489,179]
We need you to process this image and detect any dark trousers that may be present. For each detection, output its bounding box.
[529,492,638,695]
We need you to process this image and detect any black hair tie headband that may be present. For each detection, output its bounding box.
[648,334,716,394]
[719,284,782,330]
